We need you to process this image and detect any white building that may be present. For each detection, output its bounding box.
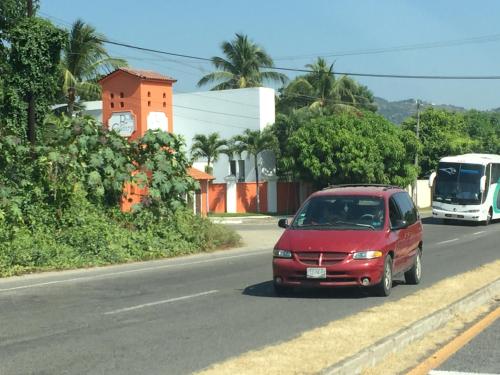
[174,87,276,183]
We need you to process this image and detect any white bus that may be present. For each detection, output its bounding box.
[429,153,500,225]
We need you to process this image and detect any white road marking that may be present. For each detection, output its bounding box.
[436,238,459,245]
[103,290,218,315]
[0,250,269,292]
[429,370,500,375]
[473,231,486,235]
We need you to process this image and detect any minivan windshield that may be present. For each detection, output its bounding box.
[291,196,385,231]
[434,162,484,205]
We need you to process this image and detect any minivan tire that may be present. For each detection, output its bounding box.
[404,249,422,285]
[374,255,393,297]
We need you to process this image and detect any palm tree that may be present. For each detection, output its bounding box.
[278,57,375,113]
[61,19,126,116]
[234,129,277,213]
[190,133,227,174]
[197,33,287,90]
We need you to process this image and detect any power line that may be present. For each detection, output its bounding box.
[40,11,500,80]
[98,38,500,80]
[274,33,500,60]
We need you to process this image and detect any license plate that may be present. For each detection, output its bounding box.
[306,267,326,279]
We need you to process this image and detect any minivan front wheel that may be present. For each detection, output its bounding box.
[374,255,393,297]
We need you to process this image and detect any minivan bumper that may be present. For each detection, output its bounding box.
[273,257,385,288]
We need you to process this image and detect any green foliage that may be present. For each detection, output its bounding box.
[61,19,127,113]
[197,33,287,90]
[0,116,239,277]
[275,110,417,188]
[130,129,198,214]
[277,57,377,114]
[402,108,478,175]
[2,16,66,138]
[190,132,227,173]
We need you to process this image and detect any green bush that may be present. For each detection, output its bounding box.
[0,116,241,277]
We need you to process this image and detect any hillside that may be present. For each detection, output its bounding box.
[375,97,466,124]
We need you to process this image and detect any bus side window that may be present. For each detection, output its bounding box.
[492,164,500,184]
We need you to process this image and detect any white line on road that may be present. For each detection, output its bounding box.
[436,238,459,245]
[473,231,486,235]
[103,290,218,315]
[0,250,269,292]
[429,371,500,375]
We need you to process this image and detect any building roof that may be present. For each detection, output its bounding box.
[188,167,215,180]
[99,67,177,83]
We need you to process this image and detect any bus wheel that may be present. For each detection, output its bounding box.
[483,208,492,226]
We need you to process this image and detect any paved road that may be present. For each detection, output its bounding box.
[0,218,499,375]
[431,317,500,375]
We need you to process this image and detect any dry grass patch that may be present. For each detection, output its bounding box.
[361,302,495,375]
[197,260,500,375]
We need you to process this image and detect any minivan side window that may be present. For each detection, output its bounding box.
[393,192,417,225]
[389,198,402,227]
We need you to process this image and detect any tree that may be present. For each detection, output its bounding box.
[402,108,477,176]
[234,128,278,212]
[61,19,126,116]
[190,133,227,174]
[282,111,417,188]
[3,16,66,142]
[277,57,376,114]
[197,33,287,90]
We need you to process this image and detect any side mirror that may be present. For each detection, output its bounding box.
[428,172,436,188]
[278,218,289,228]
[392,219,408,230]
[480,175,486,192]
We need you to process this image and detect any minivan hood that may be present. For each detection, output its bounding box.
[275,229,387,253]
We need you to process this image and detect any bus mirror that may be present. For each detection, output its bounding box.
[428,172,436,188]
[480,176,486,192]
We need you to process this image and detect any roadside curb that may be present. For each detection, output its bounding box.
[320,278,500,375]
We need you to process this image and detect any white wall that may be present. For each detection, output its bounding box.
[173,87,276,182]
[407,180,432,209]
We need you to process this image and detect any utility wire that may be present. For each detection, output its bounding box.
[41,11,500,80]
[99,38,500,80]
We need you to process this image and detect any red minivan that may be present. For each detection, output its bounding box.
[273,185,423,296]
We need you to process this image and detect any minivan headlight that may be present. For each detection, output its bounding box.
[273,249,292,258]
[353,251,383,259]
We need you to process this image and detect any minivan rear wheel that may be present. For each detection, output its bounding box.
[404,249,422,285]
[374,255,393,297]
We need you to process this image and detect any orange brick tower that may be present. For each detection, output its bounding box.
[99,68,176,138]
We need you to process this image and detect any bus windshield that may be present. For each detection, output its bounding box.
[434,162,484,205]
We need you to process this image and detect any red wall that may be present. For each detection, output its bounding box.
[209,183,226,213]
[277,182,300,214]
[236,182,267,213]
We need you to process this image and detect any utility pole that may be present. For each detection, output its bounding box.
[26,0,36,144]
[413,99,421,205]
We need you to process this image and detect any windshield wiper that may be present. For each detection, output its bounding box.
[332,220,375,230]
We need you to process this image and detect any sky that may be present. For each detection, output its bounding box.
[39,0,500,110]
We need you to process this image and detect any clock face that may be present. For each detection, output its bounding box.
[109,111,136,137]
